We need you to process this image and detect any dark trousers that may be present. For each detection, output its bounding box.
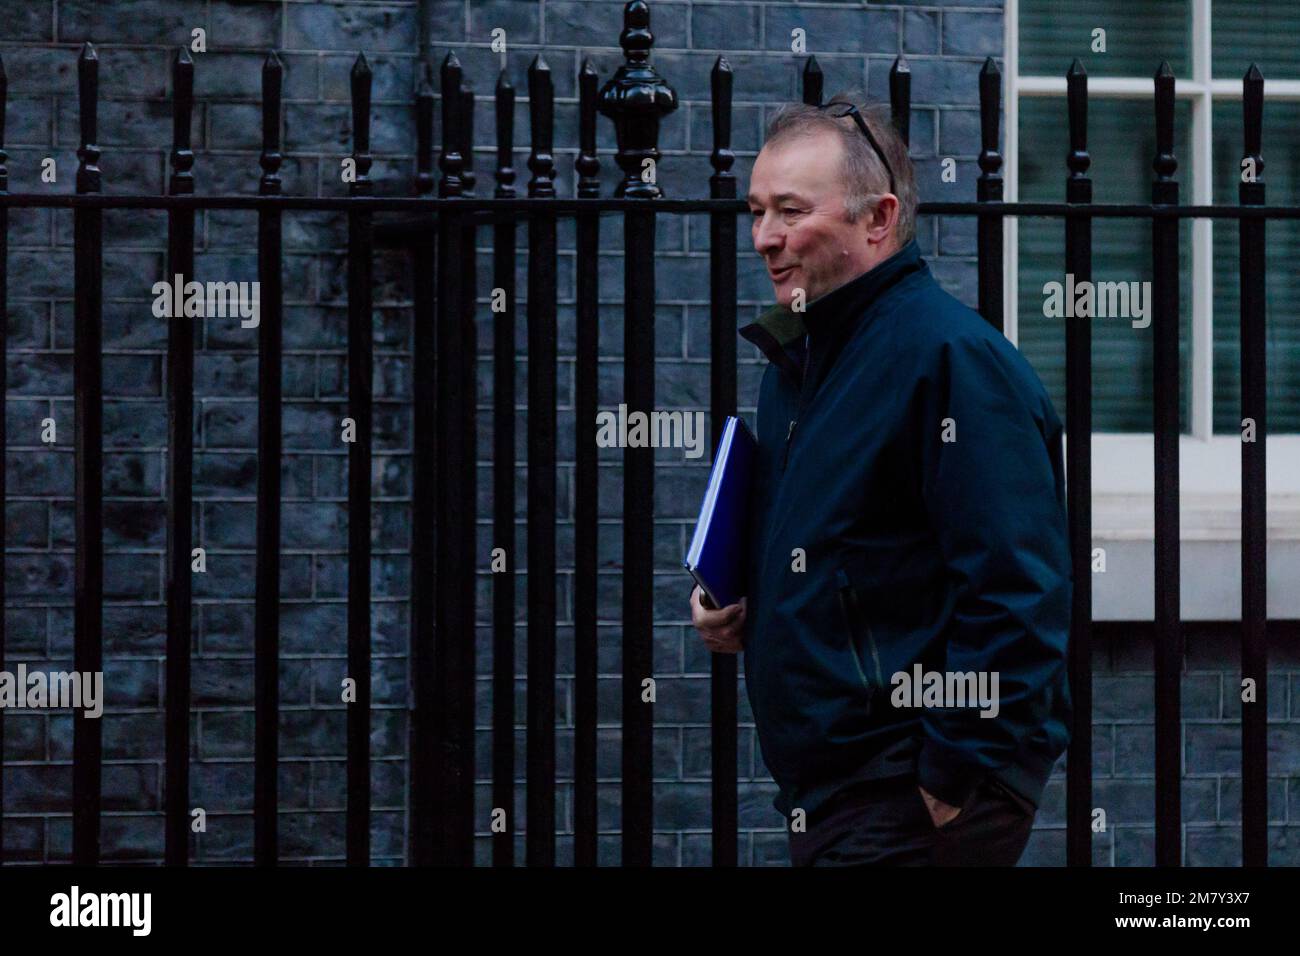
[787,773,1037,867]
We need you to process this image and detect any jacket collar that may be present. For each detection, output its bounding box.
[739,238,925,373]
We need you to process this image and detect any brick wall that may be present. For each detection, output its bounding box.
[1076,623,1300,866]
[8,0,1285,868]
[2,0,423,865]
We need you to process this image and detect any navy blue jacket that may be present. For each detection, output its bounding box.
[737,238,1072,823]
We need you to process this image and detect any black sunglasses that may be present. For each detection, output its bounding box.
[820,100,897,197]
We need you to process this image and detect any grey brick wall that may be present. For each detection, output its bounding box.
[7,0,1290,867]
[3,0,423,865]
[1078,624,1300,866]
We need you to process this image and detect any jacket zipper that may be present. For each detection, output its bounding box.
[838,570,885,690]
[780,334,812,472]
[758,335,810,589]
[836,582,873,696]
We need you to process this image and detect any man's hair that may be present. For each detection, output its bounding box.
[763,90,918,247]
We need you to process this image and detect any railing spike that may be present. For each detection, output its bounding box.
[576,59,600,198]
[709,55,735,188]
[527,54,555,199]
[76,41,100,194]
[459,80,475,195]
[438,51,465,197]
[170,47,195,196]
[890,55,911,148]
[494,68,516,198]
[1153,60,1177,182]
[0,53,8,194]
[802,54,823,106]
[1067,58,1089,180]
[351,50,373,196]
[259,51,283,196]
[415,63,435,195]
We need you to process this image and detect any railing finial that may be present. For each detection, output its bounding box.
[1242,63,1264,184]
[77,42,101,194]
[801,55,823,106]
[350,52,373,197]
[0,53,8,195]
[459,79,476,196]
[437,51,465,197]
[527,54,555,199]
[494,68,516,199]
[1153,60,1177,183]
[890,56,911,148]
[596,1,678,199]
[260,51,283,196]
[415,62,436,195]
[709,56,735,190]
[977,56,1002,189]
[1066,58,1089,181]
[170,47,195,196]
[576,59,601,198]
[618,0,653,65]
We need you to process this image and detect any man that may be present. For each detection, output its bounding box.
[690,93,1072,866]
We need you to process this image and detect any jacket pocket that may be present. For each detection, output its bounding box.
[836,568,884,696]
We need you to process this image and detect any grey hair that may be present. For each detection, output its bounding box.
[762,90,918,247]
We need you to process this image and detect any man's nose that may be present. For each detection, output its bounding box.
[753,213,782,254]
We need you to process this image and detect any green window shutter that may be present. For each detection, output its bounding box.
[1017,97,1194,432]
[1212,0,1300,80]
[1019,0,1192,79]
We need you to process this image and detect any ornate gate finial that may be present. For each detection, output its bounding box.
[597,1,678,198]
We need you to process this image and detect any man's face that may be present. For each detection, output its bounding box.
[748,130,877,309]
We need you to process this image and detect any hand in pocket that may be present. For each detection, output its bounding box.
[918,784,963,828]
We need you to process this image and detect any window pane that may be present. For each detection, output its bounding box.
[1018,97,1193,433]
[1020,0,1191,79]
[1212,0,1300,80]
[1211,100,1300,433]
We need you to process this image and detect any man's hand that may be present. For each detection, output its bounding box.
[918,785,963,828]
[691,585,746,654]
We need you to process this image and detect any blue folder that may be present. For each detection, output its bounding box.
[684,415,757,609]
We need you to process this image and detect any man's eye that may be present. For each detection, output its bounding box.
[783,208,801,215]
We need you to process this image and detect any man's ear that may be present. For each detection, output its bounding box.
[866,194,900,245]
